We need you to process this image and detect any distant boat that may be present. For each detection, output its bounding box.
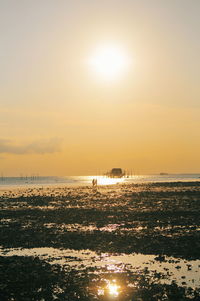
[106,168,125,178]
[160,172,168,175]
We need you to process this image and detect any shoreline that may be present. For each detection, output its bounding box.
[0,178,200,191]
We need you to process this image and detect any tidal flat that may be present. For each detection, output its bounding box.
[1,182,200,300]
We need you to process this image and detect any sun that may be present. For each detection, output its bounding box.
[88,44,131,81]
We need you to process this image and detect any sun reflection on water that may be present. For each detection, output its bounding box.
[98,279,120,298]
[107,281,120,297]
[87,176,125,186]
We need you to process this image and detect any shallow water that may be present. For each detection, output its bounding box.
[1,247,200,288]
[1,174,200,189]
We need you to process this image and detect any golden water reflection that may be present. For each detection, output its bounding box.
[88,176,125,185]
[108,280,120,297]
[98,279,120,298]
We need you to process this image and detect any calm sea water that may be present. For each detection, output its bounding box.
[0,174,200,188]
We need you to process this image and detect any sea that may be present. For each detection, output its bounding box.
[0,174,200,189]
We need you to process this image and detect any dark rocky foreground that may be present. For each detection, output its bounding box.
[1,181,200,300]
[1,256,200,301]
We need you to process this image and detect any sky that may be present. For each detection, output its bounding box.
[0,0,200,176]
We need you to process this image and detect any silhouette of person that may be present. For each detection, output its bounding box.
[92,179,97,188]
[92,179,95,187]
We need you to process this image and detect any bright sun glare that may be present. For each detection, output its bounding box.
[107,281,120,297]
[108,284,119,297]
[88,44,131,81]
[97,279,120,297]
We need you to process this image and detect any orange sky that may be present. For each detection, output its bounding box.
[0,0,200,175]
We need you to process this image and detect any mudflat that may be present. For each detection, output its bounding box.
[1,182,200,300]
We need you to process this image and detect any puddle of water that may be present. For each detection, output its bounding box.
[0,218,12,223]
[43,223,149,233]
[43,223,200,236]
[1,246,200,288]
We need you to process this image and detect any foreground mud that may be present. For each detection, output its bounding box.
[1,255,200,301]
[1,182,200,300]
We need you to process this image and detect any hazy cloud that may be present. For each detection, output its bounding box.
[0,138,62,154]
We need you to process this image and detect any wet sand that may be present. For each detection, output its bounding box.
[1,182,200,300]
